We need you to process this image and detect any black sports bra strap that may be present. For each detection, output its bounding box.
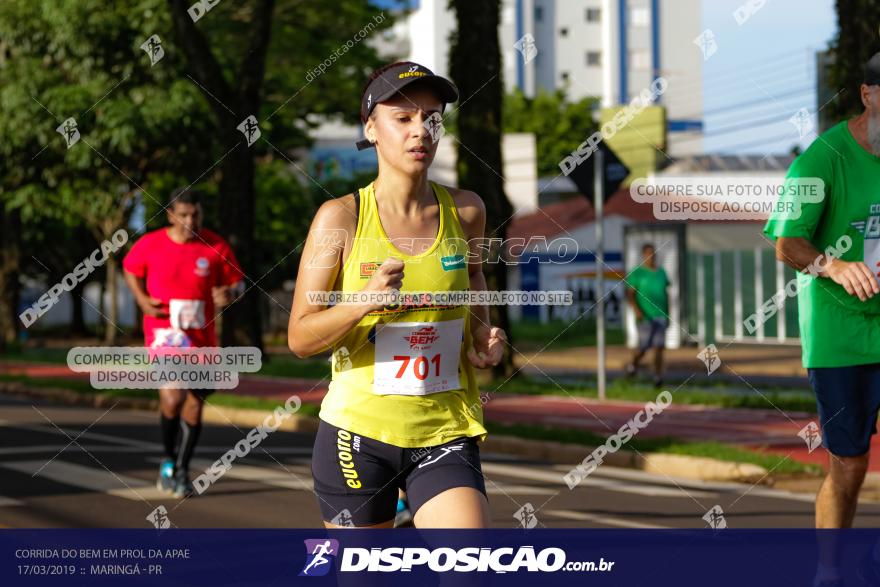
[353,191,360,220]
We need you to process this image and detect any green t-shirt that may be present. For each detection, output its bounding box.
[627,266,668,320]
[763,120,880,368]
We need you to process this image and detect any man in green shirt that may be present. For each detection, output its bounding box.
[764,54,880,559]
[625,243,669,388]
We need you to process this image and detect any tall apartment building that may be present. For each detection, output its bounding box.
[403,0,704,156]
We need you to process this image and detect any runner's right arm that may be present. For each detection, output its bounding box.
[288,198,404,358]
[123,270,168,318]
[625,288,643,321]
[775,236,879,301]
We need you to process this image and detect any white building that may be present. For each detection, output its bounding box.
[402,0,704,156]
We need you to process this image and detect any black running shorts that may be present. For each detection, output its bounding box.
[311,419,487,526]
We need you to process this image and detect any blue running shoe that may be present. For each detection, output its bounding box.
[394,498,413,527]
[172,468,193,499]
[156,459,175,493]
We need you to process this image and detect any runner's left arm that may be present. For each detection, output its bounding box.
[456,189,506,368]
[212,240,245,308]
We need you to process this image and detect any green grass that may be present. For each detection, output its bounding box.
[1,347,332,380]
[0,347,71,364]
[0,373,321,417]
[510,320,625,351]
[257,354,330,379]
[487,422,820,476]
[489,374,818,414]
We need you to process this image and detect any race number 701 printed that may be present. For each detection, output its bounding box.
[373,319,463,395]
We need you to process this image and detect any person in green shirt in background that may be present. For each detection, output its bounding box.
[764,52,880,586]
[625,243,669,388]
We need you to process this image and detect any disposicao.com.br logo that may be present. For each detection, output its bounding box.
[298,539,614,575]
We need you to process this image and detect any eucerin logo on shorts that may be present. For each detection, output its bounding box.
[337,429,361,489]
[404,326,438,349]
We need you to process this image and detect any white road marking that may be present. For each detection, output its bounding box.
[1,460,166,501]
[485,484,556,496]
[483,463,717,499]
[543,508,669,529]
[183,459,314,492]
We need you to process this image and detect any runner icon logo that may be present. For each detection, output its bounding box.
[798,421,822,453]
[140,34,164,66]
[56,117,80,149]
[703,505,727,530]
[331,510,355,528]
[146,505,171,529]
[299,539,340,577]
[513,503,538,529]
[697,344,721,375]
[333,346,352,372]
[237,115,261,147]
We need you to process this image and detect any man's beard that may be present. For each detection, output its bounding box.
[868,113,880,155]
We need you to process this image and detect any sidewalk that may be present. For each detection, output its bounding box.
[514,343,808,388]
[1,349,862,473]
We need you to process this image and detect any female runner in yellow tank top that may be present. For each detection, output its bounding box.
[288,61,506,529]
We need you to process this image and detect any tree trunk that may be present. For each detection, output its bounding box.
[168,0,274,353]
[828,0,880,120]
[218,145,262,351]
[0,206,21,350]
[70,278,87,336]
[449,0,515,379]
[104,257,119,345]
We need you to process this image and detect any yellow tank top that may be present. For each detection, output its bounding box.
[317,181,487,448]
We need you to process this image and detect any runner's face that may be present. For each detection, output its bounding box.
[167,202,202,239]
[642,247,656,268]
[865,86,880,155]
[367,86,443,174]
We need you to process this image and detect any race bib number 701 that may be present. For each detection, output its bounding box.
[373,319,463,396]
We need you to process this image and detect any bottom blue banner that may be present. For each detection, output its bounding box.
[1,529,877,586]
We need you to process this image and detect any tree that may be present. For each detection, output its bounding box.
[166,0,391,349]
[504,88,598,177]
[0,0,215,344]
[826,0,880,120]
[449,0,514,378]
[1,0,391,347]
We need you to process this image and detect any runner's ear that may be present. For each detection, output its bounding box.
[364,117,376,143]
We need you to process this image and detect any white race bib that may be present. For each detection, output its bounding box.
[373,319,463,396]
[169,299,205,330]
[864,221,880,280]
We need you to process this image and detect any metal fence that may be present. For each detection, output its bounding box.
[687,249,801,345]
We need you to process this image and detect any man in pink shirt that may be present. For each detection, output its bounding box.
[123,187,243,497]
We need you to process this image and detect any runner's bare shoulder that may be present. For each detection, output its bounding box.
[442,185,485,235]
[309,194,358,257]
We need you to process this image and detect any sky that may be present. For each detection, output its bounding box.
[699,0,837,154]
[370,0,837,155]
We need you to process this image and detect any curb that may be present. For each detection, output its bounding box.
[1,382,770,484]
[482,435,770,485]
[0,382,319,434]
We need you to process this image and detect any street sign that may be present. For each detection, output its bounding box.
[567,142,630,203]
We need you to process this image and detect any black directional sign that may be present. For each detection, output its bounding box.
[567,142,630,203]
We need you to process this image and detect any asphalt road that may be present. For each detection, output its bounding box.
[2,393,880,530]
